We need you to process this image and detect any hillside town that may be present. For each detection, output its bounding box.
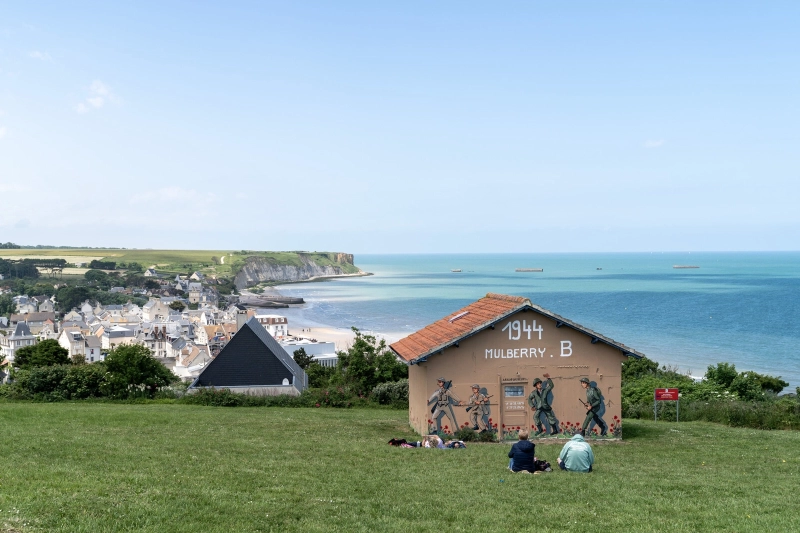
[0,270,336,383]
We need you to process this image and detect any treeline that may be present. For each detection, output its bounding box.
[0,258,41,279]
[0,243,109,249]
[54,284,148,310]
[88,260,116,270]
[0,329,410,408]
[622,357,800,430]
[0,343,177,401]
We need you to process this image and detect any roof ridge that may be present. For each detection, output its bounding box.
[485,293,530,304]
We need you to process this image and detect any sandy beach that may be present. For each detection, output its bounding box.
[287,323,403,352]
[244,287,404,351]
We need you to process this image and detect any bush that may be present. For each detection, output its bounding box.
[62,364,107,399]
[304,385,370,408]
[305,363,337,388]
[180,386,375,409]
[371,379,408,407]
[8,364,107,400]
[336,328,407,392]
[13,366,69,399]
[729,371,765,402]
[102,344,178,398]
[14,339,70,369]
[705,362,738,389]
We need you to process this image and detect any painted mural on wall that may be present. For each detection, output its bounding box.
[426,375,622,440]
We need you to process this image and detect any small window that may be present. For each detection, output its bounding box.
[504,385,525,397]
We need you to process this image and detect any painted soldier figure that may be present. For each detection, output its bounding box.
[580,377,608,436]
[528,373,558,436]
[428,377,462,433]
[467,384,490,432]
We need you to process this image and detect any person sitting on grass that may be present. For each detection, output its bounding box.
[507,429,536,473]
[557,433,594,473]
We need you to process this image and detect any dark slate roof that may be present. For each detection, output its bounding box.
[12,322,33,338]
[190,317,307,389]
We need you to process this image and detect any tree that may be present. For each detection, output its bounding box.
[705,362,738,389]
[755,374,788,395]
[0,294,14,317]
[56,286,93,311]
[292,347,315,369]
[126,262,144,273]
[169,301,186,311]
[84,269,108,283]
[102,344,177,398]
[13,339,70,369]
[124,274,146,288]
[622,356,659,382]
[335,328,407,392]
[730,371,764,401]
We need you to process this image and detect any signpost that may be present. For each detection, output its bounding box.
[654,388,680,422]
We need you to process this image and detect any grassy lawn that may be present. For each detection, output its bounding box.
[1,404,798,532]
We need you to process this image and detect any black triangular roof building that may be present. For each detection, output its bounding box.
[189,317,307,392]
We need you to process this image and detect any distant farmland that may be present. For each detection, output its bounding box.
[0,249,356,281]
[0,248,230,265]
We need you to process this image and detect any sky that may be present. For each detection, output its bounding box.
[1,1,798,253]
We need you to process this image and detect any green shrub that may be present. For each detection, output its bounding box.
[704,362,738,388]
[102,344,178,398]
[305,362,337,388]
[180,386,378,409]
[14,365,69,397]
[371,379,408,406]
[454,427,478,441]
[62,364,107,399]
[729,371,765,401]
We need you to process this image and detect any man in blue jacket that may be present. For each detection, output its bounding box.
[507,429,536,473]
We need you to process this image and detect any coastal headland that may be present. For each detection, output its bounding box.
[0,248,366,287]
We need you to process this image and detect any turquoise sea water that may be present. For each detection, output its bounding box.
[275,252,800,390]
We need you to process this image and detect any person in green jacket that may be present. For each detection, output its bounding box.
[557,433,594,472]
[580,377,608,436]
[528,373,559,436]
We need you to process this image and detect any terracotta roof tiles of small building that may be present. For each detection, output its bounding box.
[390,293,531,362]
[390,292,645,363]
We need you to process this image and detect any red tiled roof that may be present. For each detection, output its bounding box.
[390,292,646,363]
[390,293,530,362]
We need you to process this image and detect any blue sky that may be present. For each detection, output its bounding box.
[1,1,798,253]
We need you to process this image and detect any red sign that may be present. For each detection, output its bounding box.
[655,388,679,401]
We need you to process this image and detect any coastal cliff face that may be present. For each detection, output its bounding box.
[233,252,361,289]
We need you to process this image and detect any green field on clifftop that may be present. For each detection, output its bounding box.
[0,249,359,279]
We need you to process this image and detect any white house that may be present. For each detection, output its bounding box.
[142,299,170,322]
[254,313,289,339]
[58,328,86,358]
[0,322,37,371]
[101,326,137,350]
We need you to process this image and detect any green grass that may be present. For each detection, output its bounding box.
[1,404,798,532]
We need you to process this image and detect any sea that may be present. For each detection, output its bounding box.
[273,252,800,391]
